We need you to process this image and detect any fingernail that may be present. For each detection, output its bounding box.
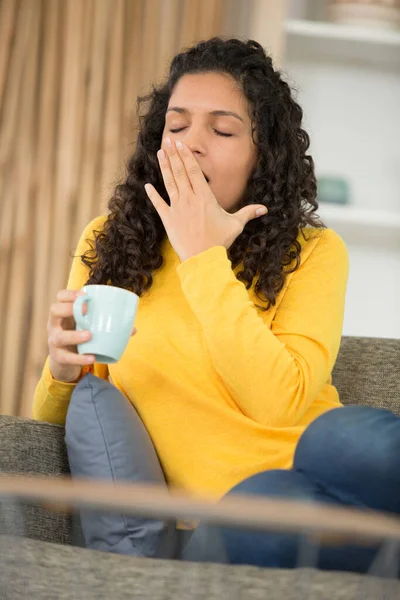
[256,207,268,216]
[176,141,183,150]
[144,183,152,194]
[164,137,172,147]
[157,149,165,160]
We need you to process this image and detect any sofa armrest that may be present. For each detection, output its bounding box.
[0,415,69,476]
[0,415,73,546]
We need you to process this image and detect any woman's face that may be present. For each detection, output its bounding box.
[162,72,258,213]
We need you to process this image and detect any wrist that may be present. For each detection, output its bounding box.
[49,362,83,384]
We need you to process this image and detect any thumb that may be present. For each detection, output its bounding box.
[235,205,268,225]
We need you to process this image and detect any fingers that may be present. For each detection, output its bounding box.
[157,149,179,202]
[175,141,208,195]
[48,328,91,350]
[49,302,78,322]
[50,326,136,349]
[50,347,95,366]
[48,326,94,367]
[56,289,84,302]
[144,183,169,225]
[234,205,268,229]
[49,290,87,327]
[147,137,205,215]
[160,138,192,200]
[48,289,94,369]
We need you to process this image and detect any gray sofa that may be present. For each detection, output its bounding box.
[0,336,399,599]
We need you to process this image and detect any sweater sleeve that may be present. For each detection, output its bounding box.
[176,228,349,428]
[32,215,109,425]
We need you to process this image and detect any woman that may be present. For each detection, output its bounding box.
[33,38,400,573]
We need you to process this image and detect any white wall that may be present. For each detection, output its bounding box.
[343,244,400,338]
[285,61,400,212]
[284,2,400,339]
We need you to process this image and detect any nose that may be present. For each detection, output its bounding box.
[181,124,207,156]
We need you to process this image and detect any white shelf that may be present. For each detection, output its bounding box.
[285,19,400,69]
[315,204,400,248]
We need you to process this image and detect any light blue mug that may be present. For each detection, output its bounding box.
[73,285,139,364]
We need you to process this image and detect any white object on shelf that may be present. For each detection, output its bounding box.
[284,19,400,68]
[315,204,400,248]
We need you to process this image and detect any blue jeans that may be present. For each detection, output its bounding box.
[181,406,400,575]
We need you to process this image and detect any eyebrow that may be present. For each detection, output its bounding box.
[166,106,244,123]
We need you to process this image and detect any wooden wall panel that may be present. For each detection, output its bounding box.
[0,0,38,412]
[0,0,286,417]
[20,0,63,413]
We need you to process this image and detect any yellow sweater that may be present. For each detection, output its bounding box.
[33,215,349,500]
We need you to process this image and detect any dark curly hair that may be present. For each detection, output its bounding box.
[82,37,326,311]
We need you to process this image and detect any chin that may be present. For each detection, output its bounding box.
[227,203,240,214]
[214,187,241,212]
[218,204,235,214]
[217,198,240,214]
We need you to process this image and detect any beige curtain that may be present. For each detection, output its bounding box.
[0,0,286,418]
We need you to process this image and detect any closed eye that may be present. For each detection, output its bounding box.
[169,127,233,138]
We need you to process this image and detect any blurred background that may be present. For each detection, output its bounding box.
[0,0,399,417]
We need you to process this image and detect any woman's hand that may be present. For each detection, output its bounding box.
[47,289,137,383]
[144,138,267,262]
[48,290,94,383]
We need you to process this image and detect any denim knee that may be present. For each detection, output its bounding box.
[182,470,318,566]
[294,406,400,512]
[225,469,315,500]
[217,470,323,567]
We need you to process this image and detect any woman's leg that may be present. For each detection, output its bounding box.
[294,406,400,514]
[182,406,400,573]
[182,469,381,572]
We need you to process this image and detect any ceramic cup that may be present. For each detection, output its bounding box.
[73,285,139,364]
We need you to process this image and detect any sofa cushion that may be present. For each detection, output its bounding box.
[65,373,174,558]
[1,535,398,600]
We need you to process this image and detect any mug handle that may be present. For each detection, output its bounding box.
[73,295,91,329]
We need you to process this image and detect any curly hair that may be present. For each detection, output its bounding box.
[82,37,326,311]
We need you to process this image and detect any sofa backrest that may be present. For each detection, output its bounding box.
[333,336,400,416]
